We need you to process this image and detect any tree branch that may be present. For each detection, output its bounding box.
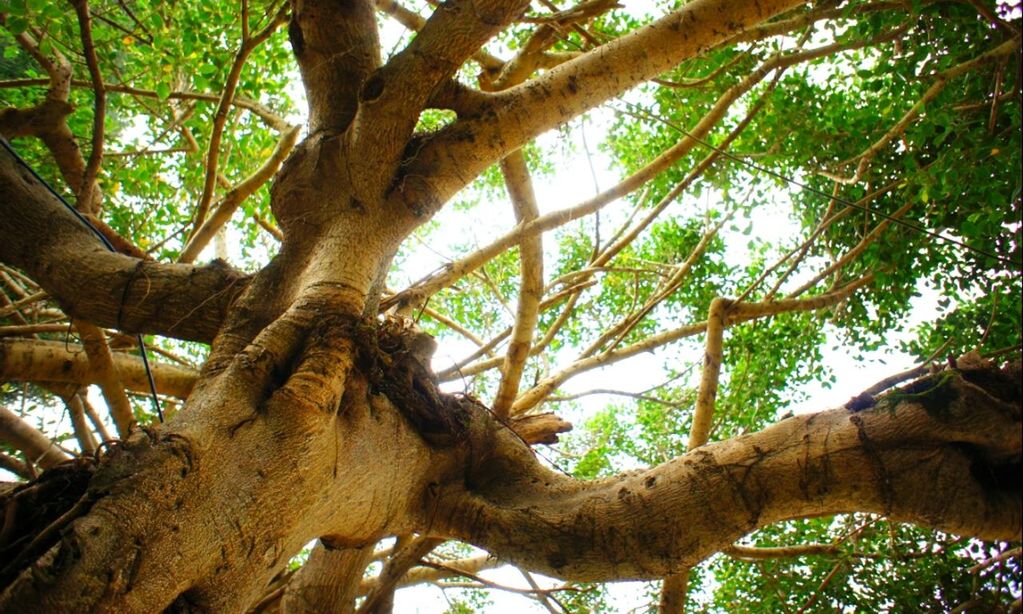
[192,3,289,231]
[491,151,543,418]
[384,27,889,312]
[350,0,531,201]
[179,124,300,263]
[74,321,135,436]
[69,0,106,215]
[0,145,248,344]
[436,361,1022,581]
[290,0,380,134]
[0,406,70,469]
[394,0,806,213]
[0,339,197,398]
[508,276,871,414]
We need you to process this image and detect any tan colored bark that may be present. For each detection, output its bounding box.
[659,572,688,614]
[74,322,135,437]
[385,28,886,314]
[276,542,375,614]
[491,150,543,418]
[1,2,1017,612]
[509,276,871,414]
[346,0,531,202]
[356,536,442,613]
[357,553,501,594]
[0,406,69,469]
[433,363,1022,581]
[0,368,452,612]
[0,146,248,344]
[395,0,807,212]
[0,339,196,398]
[63,392,99,455]
[689,297,730,449]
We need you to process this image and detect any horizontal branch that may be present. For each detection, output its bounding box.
[0,145,247,344]
[436,361,1022,581]
[0,79,293,131]
[0,339,197,398]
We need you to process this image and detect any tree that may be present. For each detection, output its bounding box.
[0,0,1020,611]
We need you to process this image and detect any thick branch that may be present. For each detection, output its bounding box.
[0,406,69,469]
[277,542,374,614]
[0,339,197,398]
[384,28,885,311]
[349,0,531,200]
[290,0,380,134]
[0,146,247,344]
[395,0,806,212]
[436,362,1022,581]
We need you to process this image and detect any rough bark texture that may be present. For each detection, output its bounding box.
[432,363,1022,580]
[0,146,247,344]
[0,0,1019,611]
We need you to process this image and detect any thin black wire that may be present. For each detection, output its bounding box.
[1,136,164,422]
[609,102,1022,268]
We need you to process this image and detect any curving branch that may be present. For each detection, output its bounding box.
[373,0,504,73]
[830,37,1020,185]
[0,406,69,469]
[349,0,531,201]
[689,297,730,450]
[0,145,248,344]
[61,392,99,455]
[385,28,895,314]
[275,541,375,613]
[0,79,293,132]
[179,124,300,263]
[356,536,443,614]
[69,0,106,215]
[191,3,289,232]
[508,276,872,414]
[393,0,807,213]
[290,0,381,134]
[435,361,1022,581]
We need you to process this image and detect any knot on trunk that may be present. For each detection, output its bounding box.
[353,316,474,447]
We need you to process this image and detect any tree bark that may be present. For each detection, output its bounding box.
[431,363,1021,581]
[0,146,247,344]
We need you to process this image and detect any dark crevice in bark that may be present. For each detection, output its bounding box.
[0,458,98,589]
[354,318,475,446]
